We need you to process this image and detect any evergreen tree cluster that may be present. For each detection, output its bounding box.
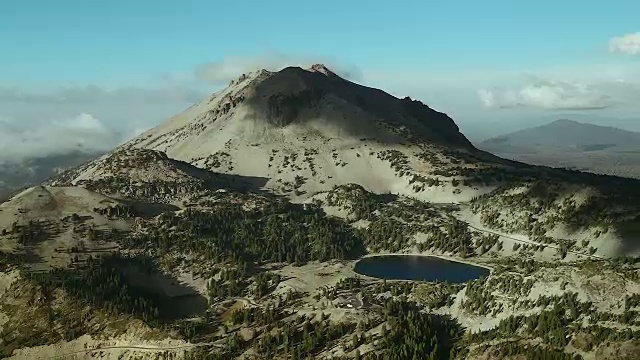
[93,204,135,218]
[207,268,247,301]
[253,272,281,298]
[29,254,163,324]
[461,279,498,316]
[7,220,51,245]
[252,313,355,359]
[0,250,27,271]
[370,299,464,360]
[324,184,384,220]
[478,342,582,360]
[229,305,289,327]
[465,291,640,355]
[486,273,534,298]
[121,198,366,266]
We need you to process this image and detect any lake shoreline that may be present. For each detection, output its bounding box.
[359,252,494,273]
[353,253,491,283]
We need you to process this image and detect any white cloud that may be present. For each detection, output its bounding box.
[0,113,123,164]
[0,85,203,104]
[478,80,611,110]
[194,53,362,85]
[55,112,108,132]
[0,83,207,164]
[609,32,640,55]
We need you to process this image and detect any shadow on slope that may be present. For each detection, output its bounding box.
[243,65,473,148]
[29,253,208,322]
[210,172,270,192]
[616,216,640,256]
[117,199,181,218]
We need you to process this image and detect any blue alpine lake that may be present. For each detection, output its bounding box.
[354,255,490,283]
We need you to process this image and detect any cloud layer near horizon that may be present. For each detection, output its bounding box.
[478,80,611,110]
[0,85,203,104]
[0,84,204,165]
[0,113,126,165]
[2,31,640,166]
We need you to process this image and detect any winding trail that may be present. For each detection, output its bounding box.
[459,215,605,261]
[42,342,223,360]
[35,296,263,359]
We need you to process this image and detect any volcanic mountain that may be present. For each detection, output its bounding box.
[58,65,506,204]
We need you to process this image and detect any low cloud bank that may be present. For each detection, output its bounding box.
[0,85,203,105]
[478,80,611,110]
[0,113,125,165]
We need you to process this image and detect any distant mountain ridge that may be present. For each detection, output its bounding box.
[481,119,640,153]
[478,119,640,179]
[0,151,101,200]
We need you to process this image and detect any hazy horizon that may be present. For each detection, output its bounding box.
[2,1,639,162]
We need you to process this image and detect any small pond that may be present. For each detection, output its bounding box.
[353,255,490,283]
[160,294,209,320]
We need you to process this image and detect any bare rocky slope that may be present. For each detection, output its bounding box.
[107,64,492,203]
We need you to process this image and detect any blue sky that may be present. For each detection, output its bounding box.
[2,0,638,84]
[1,0,639,160]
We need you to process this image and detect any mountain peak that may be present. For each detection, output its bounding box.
[229,68,273,86]
[127,63,475,188]
[306,63,336,76]
[550,118,580,126]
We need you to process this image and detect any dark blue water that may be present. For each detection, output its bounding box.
[354,255,489,283]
